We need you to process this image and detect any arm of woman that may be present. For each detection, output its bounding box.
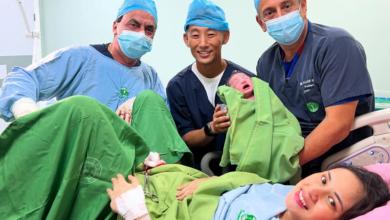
[107,174,150,220]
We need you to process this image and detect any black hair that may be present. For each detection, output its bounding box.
[225,70,246,87]
[331,165,390,220]
[115,15,157,31]
[116,16,123,23]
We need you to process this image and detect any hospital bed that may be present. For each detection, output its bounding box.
[321,108,390,171]
[201,108,390,176]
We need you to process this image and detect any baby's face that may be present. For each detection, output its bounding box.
[228,73,254,98]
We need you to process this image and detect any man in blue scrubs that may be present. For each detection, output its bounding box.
[254,0,374,177]
[167,0,254,168]
[0,0,166,122]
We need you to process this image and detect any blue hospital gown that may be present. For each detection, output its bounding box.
[213,183,294,220]
[0,45,167,122]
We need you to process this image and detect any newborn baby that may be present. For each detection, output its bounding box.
[226,71,255,101]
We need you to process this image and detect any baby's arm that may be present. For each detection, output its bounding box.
[107,174,150,220]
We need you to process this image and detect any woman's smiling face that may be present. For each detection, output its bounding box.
[282,168,363,220]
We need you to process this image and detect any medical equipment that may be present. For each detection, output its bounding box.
[142,152,169,203]
[118,30,153,59]
[218,103,227,111]
[321,108,390,170]
[15,0,42,63]
[218,103,227,116]
[263,9,305,45]
[143,171,159,203]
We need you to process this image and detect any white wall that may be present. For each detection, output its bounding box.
[28,0,390,91]
[0,89,9,132]
[0,88,9,131]
[0,0,34,56]
[1,0,35,132]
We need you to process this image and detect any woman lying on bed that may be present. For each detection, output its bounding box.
[108,165,390,220]
[0,90,387,220]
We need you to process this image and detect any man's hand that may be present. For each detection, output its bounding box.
[175,177,216,200]
[106,174,141,213]
[182,105,231,148]
[116,97,136,124]
[299,101,359,165]
[211,105,231,134]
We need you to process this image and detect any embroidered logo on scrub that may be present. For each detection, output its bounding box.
[241,214,257,220]
[80,157,103,184]
[119,87,129,99]
[237,210,257,220]
[307,102,319,113]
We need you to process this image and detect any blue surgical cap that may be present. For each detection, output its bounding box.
[116,0,158,24]
[184,0,229,32]
[254,0,261,11]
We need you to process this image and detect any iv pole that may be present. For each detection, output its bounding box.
[15,0,42,63]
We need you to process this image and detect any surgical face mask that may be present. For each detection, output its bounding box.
[118,30,153,59]
[263,9,304,45]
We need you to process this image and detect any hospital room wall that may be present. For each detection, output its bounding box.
[39,0,390,94]
[0,0,36,131]
[0,0,34,72]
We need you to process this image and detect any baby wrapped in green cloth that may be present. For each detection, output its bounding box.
[218,71,304,183]
[225,71,256,101]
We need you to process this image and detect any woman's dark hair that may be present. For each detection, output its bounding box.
[225,70,245,87]
[331,165,390,220]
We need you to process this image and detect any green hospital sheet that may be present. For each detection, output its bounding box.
[118,165,268,220]
[0,80,305,219]
[0,91,192,220]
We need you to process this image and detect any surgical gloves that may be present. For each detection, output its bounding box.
[12,98,38,119]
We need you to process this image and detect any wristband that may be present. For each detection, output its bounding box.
[115,185,148,220]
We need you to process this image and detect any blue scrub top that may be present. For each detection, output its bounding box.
[0,45,167,122]
[167,60,255,167]
[256,23,374,172]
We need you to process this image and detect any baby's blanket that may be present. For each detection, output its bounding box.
[217,77,304,183]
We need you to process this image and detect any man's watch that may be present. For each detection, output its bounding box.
[204,122,217,137]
